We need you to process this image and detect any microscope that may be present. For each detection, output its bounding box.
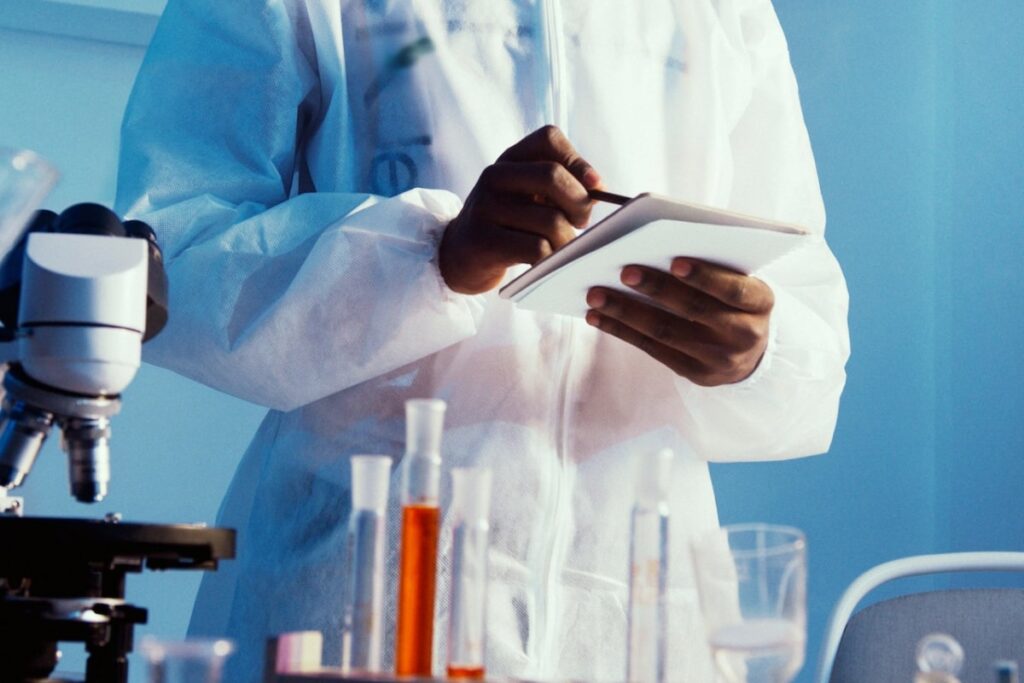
[0,203,168,503]
[0,152,235,683]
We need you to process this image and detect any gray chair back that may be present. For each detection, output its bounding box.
[830,588,1024,683]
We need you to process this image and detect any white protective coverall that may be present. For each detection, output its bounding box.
[116,0,849,680]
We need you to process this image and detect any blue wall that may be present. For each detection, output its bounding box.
[712,1,1024,679]
[941,4,1024,557]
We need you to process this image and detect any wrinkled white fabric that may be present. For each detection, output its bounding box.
[116,0,849,680]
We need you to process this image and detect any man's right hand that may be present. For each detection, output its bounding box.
[439,125,603,294]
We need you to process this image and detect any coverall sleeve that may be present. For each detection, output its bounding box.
[115,0,484,412]
[675,0,851,462]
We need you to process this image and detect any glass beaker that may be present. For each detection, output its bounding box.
[0,147,58,260]
[139,636,235,683]
[692,524,807,683]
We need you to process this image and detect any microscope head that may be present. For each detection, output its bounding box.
[0,203,168,502]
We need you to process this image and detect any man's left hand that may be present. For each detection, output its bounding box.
[585,258,774,386]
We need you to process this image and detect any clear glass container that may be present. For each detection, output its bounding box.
[139,636,234,683]
[693,524,807,683]
[340,454,392,674]
[395,398,445,677]
[0,147,58,271]
[626,449,673,683]
[446,467,492,679]
[994,660,1019,683]
[914,633,964,683]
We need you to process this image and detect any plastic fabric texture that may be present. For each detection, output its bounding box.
[116,0,850,680]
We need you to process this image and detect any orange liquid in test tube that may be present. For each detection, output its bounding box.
[395,503,441,676]
[447,665,486,679]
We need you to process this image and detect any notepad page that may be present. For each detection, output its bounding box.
[500,193,808,300]
[510,219,815,319]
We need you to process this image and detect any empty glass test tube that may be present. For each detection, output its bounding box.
[341,455,392,674]
[446,468,493,679]
[626,448,673,683]
[395,398,446,677]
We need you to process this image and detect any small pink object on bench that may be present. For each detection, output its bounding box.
[265,630,324,679]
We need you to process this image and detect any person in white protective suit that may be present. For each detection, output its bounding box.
[116,0,849,680]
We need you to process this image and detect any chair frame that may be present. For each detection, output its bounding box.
[816,551,1024,683]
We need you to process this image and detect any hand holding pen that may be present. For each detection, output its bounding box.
[439,125,601,295]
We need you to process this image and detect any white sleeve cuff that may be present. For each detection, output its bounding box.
[420,194,489,320]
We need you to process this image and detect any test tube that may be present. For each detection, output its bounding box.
[626,448,673,683]
[395,398,446,677]
[446,468,493,679]
[341,455,392,674]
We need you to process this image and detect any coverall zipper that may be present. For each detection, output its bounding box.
[541,0,569,132]
[535,2,572,677]
[544,316,576,676]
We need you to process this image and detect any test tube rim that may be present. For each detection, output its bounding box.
[138,635,236,662]
[405,398,447,412]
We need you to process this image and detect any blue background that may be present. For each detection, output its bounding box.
[0,1,1022,681]
[713,1,1024,680]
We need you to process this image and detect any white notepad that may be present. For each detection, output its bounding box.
[499,193,817,318]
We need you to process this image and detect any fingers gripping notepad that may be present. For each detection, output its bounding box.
[498,193,818,318]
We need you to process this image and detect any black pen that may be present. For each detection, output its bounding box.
[588,189,632,205]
